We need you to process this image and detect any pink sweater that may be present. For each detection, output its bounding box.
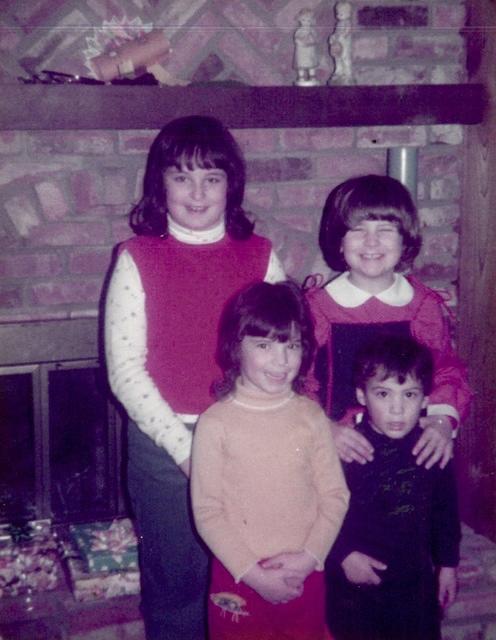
[191,381,349,582]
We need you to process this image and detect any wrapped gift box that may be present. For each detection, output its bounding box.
[68,518,138,574]
[0,520,62,598]
[66,556,140,601]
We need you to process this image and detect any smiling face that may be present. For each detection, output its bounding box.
[239,329,302,397]
[164,165,228,232]
[342,214,403,293]
[356,372,427,440]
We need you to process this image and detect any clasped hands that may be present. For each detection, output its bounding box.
[242,550,317,605]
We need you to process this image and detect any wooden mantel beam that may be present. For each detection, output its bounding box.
[0,83,487,130]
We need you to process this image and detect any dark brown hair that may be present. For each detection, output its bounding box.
[130,115,253,239]
[214,280,316,398]
[353,334,433,395]
[319,174,422,272]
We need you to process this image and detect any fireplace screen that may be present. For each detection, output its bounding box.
[0,360,127,525]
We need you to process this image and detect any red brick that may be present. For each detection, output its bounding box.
[419,205,461,227]
[432,4,466,30]
[275,183,329,209]
[421,230,459,259]
[0,253,64,278]
[234,129,279,154]
[354,65,429,85]
[245,185,276,211]
[69,249,113,275]
[353,36,389,61]
[414,263,459,282]
[35,181,70,220]
[222,1,286,60]
[272,210,316,234]
[118,131,157,155]
[30,279,102,306]
[282,236,314,281]
[247,157,313,182]
[0,160,69,188]
[0,25,21,50]
[431,64,466,84]
[27,222,108,246]
[103,171,129,206]
[430,177,461,201]
[166,10,221,75]
[420,153,460,177]
[0,286,23,309]
[393,35,465,60]
[71,170,104,211]
[315,151,385,179]
[10,0,66,27]
[110,219,134,244]
[218,31,284,85]
[4,195,41,237]
[357,5,428,27]
[27,132,115,155]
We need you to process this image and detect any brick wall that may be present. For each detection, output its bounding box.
[0,0,468,322]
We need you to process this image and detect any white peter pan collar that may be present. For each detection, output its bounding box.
[325,272,414,308]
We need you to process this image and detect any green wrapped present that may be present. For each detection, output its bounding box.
[66,556,140,601]
[68,518,138,574]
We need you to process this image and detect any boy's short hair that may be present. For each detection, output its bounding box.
[353,334,434,395]
[319,174,422,272]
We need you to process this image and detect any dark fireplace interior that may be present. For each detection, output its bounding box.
[0,323,127,526]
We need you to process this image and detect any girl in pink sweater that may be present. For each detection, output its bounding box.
[191,281,349,640]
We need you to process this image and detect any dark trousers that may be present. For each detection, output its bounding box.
[127,421,209,640]
[326,568,441,640]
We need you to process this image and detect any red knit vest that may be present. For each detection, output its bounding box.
[121,233,272,414]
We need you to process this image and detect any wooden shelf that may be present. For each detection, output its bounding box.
[0,83,487,130]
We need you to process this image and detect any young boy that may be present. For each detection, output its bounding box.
[325,334,461,640]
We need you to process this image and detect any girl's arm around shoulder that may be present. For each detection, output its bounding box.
[299,398,350,567]
[104,249,192,466]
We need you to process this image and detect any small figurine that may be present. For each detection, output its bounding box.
[293,8,320,86]
[328,1,354,85]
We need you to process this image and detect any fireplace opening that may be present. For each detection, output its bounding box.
[0,358,128,526]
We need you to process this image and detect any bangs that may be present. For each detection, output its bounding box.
[241,316,299,343]
[348,208,402,228]
[168,145,229,172]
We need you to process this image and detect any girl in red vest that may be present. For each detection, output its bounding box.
[104,116,284,640]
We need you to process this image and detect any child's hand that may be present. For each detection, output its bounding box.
[341,551,387,585]
[242,563,303,604]
[414,416,453,469]
[260,550,317,581]
[438,567,457,609]
[331,423,374,465]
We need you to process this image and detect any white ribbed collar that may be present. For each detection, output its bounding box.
[230,379,295,411]
[325,272,414,308]
[167,218,226,245]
